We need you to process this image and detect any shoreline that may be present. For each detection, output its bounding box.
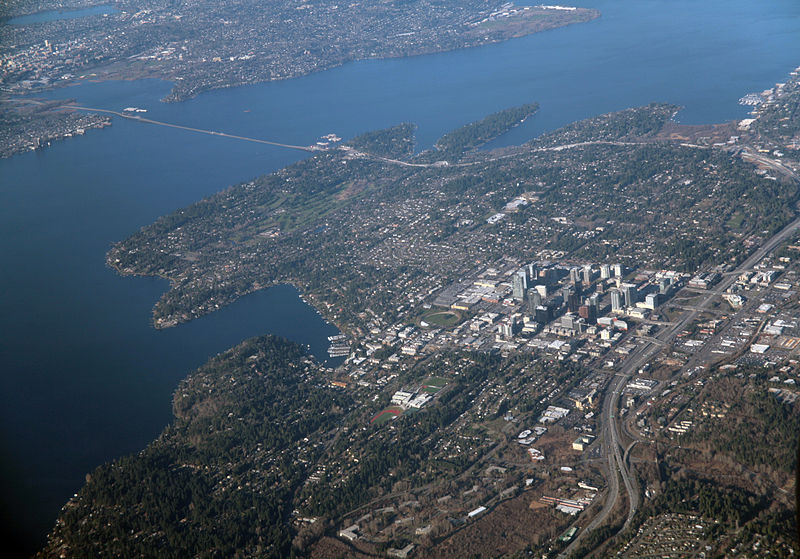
[8,2,799,552]
[5,8,600,104]
[109,259,348,362]
[0,7,598,163]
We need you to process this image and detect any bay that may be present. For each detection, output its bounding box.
[1,0,799,553]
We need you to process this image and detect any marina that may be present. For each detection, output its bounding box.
[738,93,763,106]
[328,343,351,357]
[3,0,800,551]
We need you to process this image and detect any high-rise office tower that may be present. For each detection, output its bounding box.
[512,270,528,301]
[528,290,542,314]
[622,284,636,307]
[611,289,623,312]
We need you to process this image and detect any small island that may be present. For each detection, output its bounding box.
[106,99,797,333]
[1,1,598,158]
[37,77,800,557]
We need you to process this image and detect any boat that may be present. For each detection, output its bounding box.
[327,340,351,357]
[738,93,763,106]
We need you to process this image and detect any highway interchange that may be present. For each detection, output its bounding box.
[561,154,800,556]
[58,102,800,555]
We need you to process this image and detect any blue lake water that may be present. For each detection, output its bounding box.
[5,5,117,25]
[1,0,799,553]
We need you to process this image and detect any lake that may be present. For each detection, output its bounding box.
[5,5,118,25]
[1,0,798,553]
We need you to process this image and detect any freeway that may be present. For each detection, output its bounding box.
[558,372,627,558]
[609,206,800,513]
[562,153,800,556]
[65,105,653,167]
[66,104,317,152]
[741,149,800,181]
[54,99,799,555]
[633,212,800,373]
[65,101,648,164]
[63,101,724,174]
[360,139,683,169]
[65,102,706,168]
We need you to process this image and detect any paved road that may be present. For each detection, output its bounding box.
[365,139,666,169]
[67,104,317,151]
[65,103,685,168]
[741,149,800,180]
[61,99,799,554]
[562,152,800,556]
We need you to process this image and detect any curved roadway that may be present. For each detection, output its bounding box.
[60,101,800,555]
[562,153,800,557]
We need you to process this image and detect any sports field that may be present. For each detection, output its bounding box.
[370,406,403,425]
[421,376,447,393]
[419,309,462,328]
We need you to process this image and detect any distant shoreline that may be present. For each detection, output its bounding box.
[3,5,599,103]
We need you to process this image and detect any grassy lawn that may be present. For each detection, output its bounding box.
[422,376,448,393]
[419,309,462,328]
[727,211,745,230]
